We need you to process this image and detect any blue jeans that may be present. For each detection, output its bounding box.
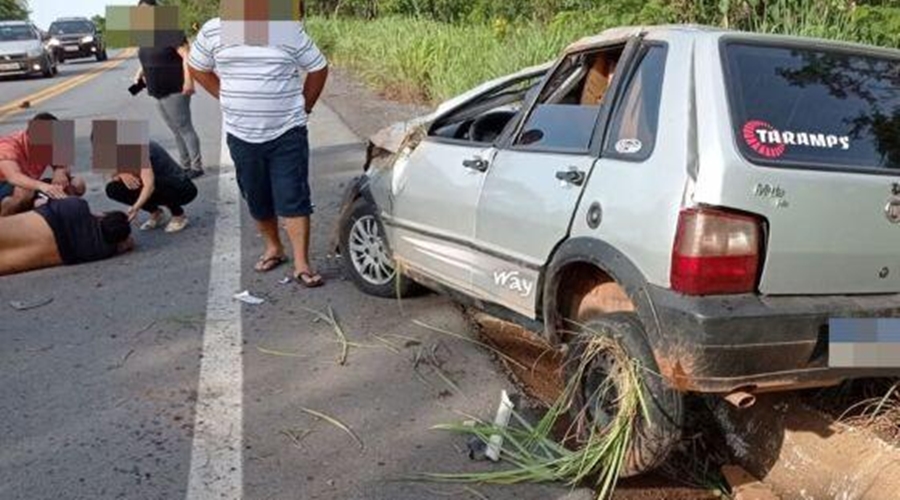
[0,181,13,201]
[226,127,313,220]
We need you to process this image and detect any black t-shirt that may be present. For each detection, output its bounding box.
[35,198,117,265]
[138,38,187,99]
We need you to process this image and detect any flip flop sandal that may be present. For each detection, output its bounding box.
[255,255,288,273]
[295,271,325,289]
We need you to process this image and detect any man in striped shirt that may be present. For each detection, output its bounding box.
[188,15,328,287]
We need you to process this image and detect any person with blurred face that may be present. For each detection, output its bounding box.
[188,0,329,287]
[133,0,204,179]
[105,140,198,233]
[0,198,134,277]
[0,113,86,217]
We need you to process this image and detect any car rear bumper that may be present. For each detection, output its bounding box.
[646,285,900,393]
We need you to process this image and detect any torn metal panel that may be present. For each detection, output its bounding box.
[367,62,554,156]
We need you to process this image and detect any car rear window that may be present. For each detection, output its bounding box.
[724,42,900,172]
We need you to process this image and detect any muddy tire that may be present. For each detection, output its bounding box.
[566,312,682,477]
[340,199,420,299]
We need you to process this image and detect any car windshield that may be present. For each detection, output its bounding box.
[0,25,36,42]
[49,21,94,35]
[724,42,900,172]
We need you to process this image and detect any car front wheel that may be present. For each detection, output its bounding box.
[96,48,108,61]
[340,199,418,298]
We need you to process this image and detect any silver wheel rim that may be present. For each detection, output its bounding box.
[348,215,395,286]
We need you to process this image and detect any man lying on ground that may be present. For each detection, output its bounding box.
[105,140,198,233]
[0,198,134,277]
[0,113,86,216]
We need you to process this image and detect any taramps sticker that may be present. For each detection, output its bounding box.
[742,120,850,159]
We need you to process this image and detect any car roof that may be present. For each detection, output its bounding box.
[51,18,93,25]
[0,21,31,26]
[566,24,900,57]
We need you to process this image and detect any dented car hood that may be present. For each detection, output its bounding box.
[369,61,554,154]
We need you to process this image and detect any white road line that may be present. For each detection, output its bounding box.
[186,133,243,500]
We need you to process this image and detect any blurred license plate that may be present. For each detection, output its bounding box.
[0,63,19,71]
[829,318,900,368]
[64,46,78,52]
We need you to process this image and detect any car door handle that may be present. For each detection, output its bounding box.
[556,169,586,186]
[463,158,489,173]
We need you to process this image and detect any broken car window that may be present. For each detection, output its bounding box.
[604,44,667,161]
[514,47,625,152]
[430,74,546,144]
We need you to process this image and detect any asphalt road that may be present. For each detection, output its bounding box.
[0,52,600,500]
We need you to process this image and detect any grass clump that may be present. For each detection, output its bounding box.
[419,335,648,499]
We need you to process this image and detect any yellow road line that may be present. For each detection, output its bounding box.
[0,48,137,122]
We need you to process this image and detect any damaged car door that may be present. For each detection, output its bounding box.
[470,40,640,318]
[386,70,547,292]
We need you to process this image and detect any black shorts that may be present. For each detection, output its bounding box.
[226,127,313,221]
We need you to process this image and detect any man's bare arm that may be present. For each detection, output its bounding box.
[0,160,60,196]
[303,66,329,114]
[178,44,196,95]
[189,67,220,100]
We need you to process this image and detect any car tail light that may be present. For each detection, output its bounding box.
[671,207,763,295]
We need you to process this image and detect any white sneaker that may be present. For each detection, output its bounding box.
[165,216,189,233]
[140,210,167,231]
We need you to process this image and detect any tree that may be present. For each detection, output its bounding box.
[0,0,29,21]
[91,14,106,36]
[172,0,220,34]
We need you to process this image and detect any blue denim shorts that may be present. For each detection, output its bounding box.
[0,181,13,201]
[227,127,313,220]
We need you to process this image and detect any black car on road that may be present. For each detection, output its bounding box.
[48,17,108,63]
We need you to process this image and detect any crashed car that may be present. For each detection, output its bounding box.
[337,25,900,475]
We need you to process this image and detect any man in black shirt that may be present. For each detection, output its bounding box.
[133,0,204,179]
[0,198,134,277]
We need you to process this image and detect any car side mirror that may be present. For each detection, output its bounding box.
[41,33,50,41]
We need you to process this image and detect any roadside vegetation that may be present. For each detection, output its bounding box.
[0,0,29,21]
[306,0,900,102]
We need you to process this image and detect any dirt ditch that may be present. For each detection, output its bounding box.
[466,310,900,500]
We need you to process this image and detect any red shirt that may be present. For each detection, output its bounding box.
[0,130,48,182]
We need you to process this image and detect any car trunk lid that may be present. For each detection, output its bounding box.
[719,40,900,295]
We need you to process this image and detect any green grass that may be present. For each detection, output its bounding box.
[307,1,895,104]
[307,16,604,102]
[417,335,649,499]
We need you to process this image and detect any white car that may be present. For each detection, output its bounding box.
[0,21,58,78]
[338,25,900,475]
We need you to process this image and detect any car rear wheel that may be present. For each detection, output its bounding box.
[340,199,419,298]
[565,312,683,477]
